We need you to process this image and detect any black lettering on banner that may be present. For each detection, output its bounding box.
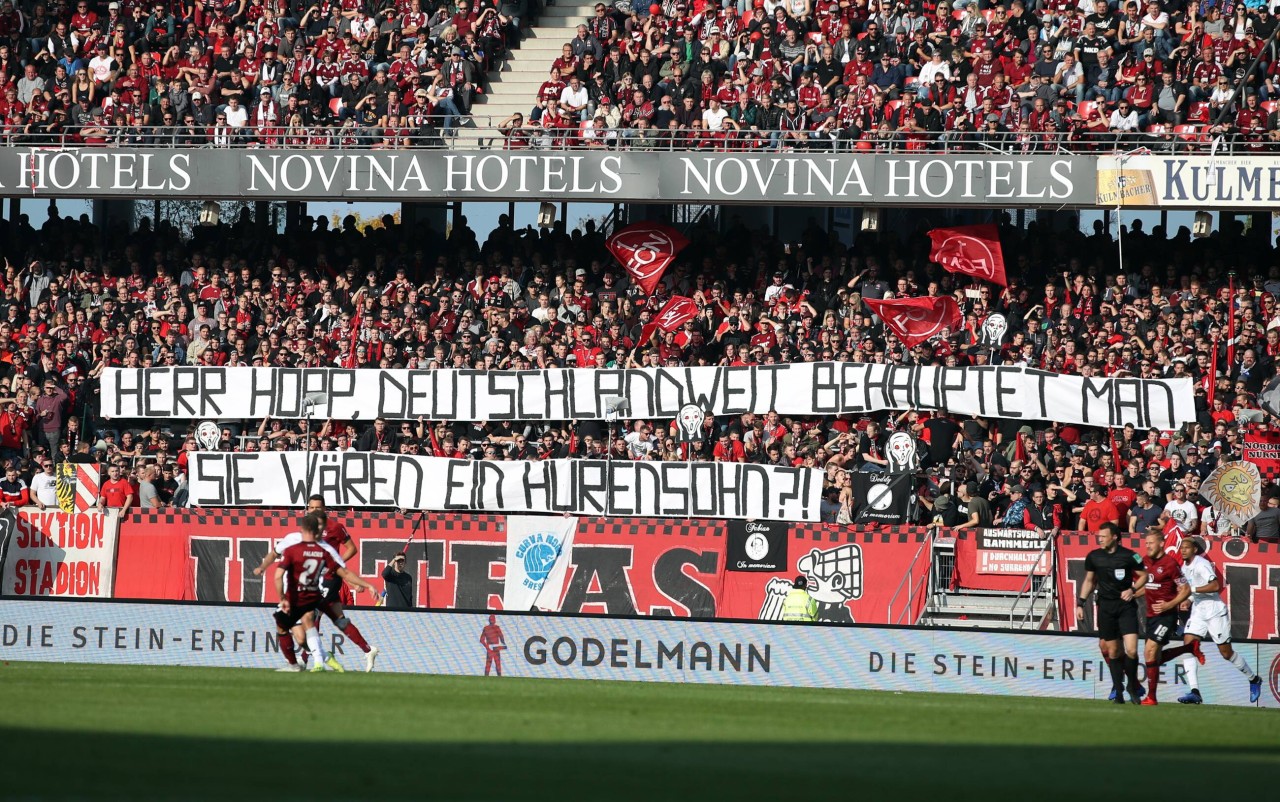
[340,452,370,505]
[631,461,661,516]
[717,463,743,519]
[248,368,275,417]
[279,454,310,505]
[372,452,403,506]
[315,454,343,502]
[939,367,968,413]
[593,369,626,410]
[514,370,542,419]
[1081,377,1111,425]
[1026,368,1053,419]
[812,363,837,414]
[740,465,771,519]
[886,365,914,410]
[970,365,995,416]
[239,539,269,602]
[607,462,634,516]
[1065,557,1093,631]
[775,467,805,521]
[755,365,787,413]
[659,462,688,515]
[200,365,225,414]
[552,461,579,513]
[431,371,457,420]
[475,460,506,510]
[724,366,754,414]
[114,368,143,417]
[578,461,608,515]
[1223,564,1259,642]
[443,460,471,510]
[1112,378,1145,429]
[994,367,1021,419]
[864,364,890,411]
[451,542,505,610]
[330,369,358,413]
[1142,379,1176,432]
[379,372,408,418]
[143,366,170,416]
[653,548,719,617]
[560,546,637,614]
[544,370,572,420]
[486,372,517,420]
[690,463,719,517]
[194,453,227,505]
[405,370,432,417]
[839,363,864,412]
[173,366,199,416]
[191,538,231,602]
[523,461,549,511]
[682,367,720,412]
[623,370,653,417]
[274,368,304,418]
[653,369,685,417]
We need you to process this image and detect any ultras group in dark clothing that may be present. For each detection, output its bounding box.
[381,565,415,609]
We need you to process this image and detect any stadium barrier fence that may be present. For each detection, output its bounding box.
[0,597,1275,708]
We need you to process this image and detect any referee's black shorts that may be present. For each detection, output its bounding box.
[1096,598,1139,641]
[1145,611,1180,646]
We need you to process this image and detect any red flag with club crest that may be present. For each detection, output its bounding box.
[927,224,1007,286]
[863,296,963,348]
[639,295,699,345]
[606,222,689,295]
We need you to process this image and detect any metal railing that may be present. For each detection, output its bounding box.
[887,529,935,626]
[4,124,1275,155]
[1009,533,1057,631]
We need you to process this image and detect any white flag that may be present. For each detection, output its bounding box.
[503,515,577,612]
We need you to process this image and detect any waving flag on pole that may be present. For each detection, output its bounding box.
[863,296,963,348]
[606,222,689,295]
[639,295,699,345]
[927,224,1007,286]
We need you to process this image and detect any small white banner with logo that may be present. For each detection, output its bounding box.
[503,516,578,612]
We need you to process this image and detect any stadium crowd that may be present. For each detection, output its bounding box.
[0,0,533,143]
[0,1,1279,150]
[505,0,1280,152]
[0,202,1278,539]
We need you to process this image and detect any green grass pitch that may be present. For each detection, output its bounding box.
[1,661,1277,800]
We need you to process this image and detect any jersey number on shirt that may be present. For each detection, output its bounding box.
[298,558,322,589]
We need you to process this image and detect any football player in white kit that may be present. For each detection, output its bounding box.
[1154,537,1263,704]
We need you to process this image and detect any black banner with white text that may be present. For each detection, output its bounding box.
[102,365,1195,429]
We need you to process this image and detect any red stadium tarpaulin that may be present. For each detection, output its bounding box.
[112,511,932,624]
[1056,533,1279,641]
[952,528,1051,592]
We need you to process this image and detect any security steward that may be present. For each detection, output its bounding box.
[781,575,818,622]
[1076,522,1148,704]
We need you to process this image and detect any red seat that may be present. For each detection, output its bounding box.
[1187,102,1209,122]
[1261,100,1278,115]
[329,98,342,116]
[1174,124,1206,143]
[1075,100,1098,120]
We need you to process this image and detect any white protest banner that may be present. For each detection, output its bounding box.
[503,515,577,612]
[102,364,1195,429]
[1,509,120,597]
[189,453,823,522]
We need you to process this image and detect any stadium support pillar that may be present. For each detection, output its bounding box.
[402,202,447,236]
[93,199,136,236]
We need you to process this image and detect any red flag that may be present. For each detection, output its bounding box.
[927,224,1007,286]
[863,296,963,348]
[639,295,699,345]
[1228,273,1236,367]
[1207,339,1218,406]
[606,222,689,296]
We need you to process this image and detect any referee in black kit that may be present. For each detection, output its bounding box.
[1075,522,1149,704]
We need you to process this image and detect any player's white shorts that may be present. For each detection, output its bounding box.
[1185,601,1231,645]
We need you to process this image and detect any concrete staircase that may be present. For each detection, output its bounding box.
[459,2,594,147]
[921,589,1056,630]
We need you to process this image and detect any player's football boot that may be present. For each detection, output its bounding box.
[276,664,303,673]
[309,661,326,672]
[1249,677,1262,704]
[1139,696,1158,706]
[1177,689,1203,704]
[1107,687,1118,701]
[365,646,380,673]
[1127,683,1143,704]
[1191,640,1205,665]
[1111,690,1126,704]
[325,656,345,673]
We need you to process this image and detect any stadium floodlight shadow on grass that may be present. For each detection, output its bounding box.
[0,664,1277,800]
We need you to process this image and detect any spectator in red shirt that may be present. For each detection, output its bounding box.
[98,464,134,514]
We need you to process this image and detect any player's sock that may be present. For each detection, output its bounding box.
[305,627,330,662]
[277,633,297,665]
[1159,643,1193,662]
[1123,655,1140,689]
[1183,655,1199,691]
[340,621,371,653]
[1227,651,1256,679]
[1106,656,1125,693]
[1145,663,1160,700]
